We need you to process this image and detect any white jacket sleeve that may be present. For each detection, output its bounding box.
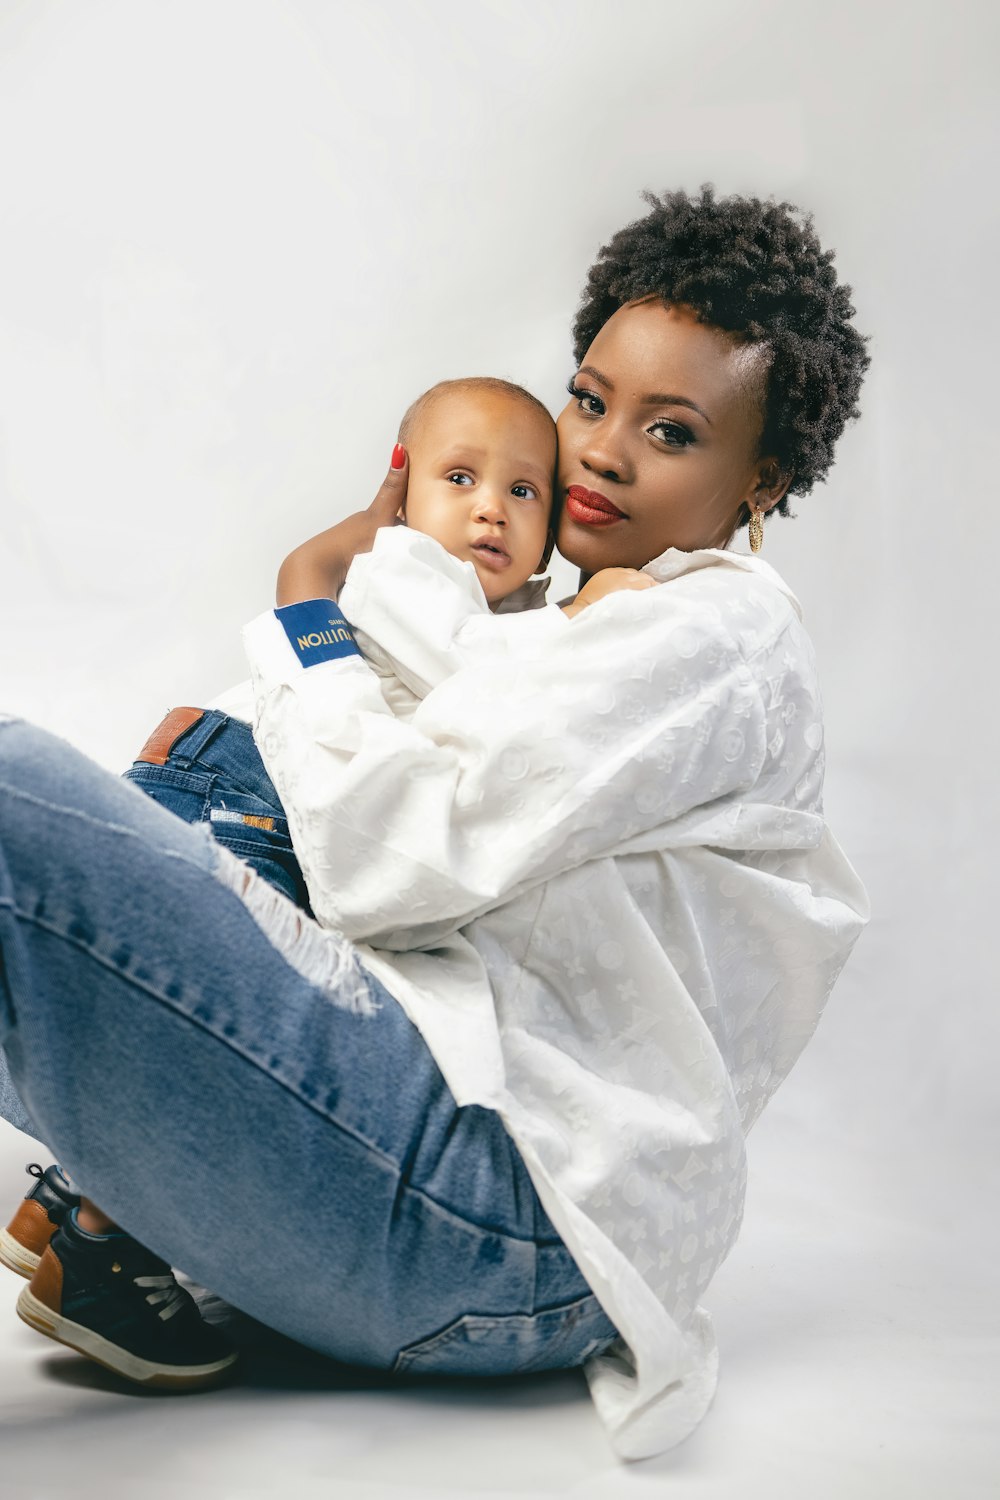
[244,564,770,948]
[338,527,569,699]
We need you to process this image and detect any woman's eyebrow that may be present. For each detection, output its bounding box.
[578,364,613,390]
[578,365,712,425]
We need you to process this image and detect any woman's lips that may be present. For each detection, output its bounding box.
[565,485,627,525]
[470,539,511,571]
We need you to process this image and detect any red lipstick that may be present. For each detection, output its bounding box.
[565,485,627,526]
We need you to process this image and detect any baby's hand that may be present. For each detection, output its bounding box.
[562,567,657,619]
[277,445,409,605]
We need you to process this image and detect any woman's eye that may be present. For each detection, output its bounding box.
[447,472,474,486]
[566,378,605,417]
[648,420,694,449]
[511,484,538,501]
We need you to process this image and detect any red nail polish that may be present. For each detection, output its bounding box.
[391,443,406,470]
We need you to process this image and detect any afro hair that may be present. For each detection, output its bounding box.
[572,186,870,523]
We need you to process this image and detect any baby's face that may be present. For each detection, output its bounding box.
[403,388,555,604]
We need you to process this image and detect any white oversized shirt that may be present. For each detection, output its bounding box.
[241,527,869,1459]
[210,572,550,724]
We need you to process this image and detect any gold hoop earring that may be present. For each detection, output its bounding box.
[748,507,764,553]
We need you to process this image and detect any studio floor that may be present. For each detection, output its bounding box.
[0,1103,995,1500]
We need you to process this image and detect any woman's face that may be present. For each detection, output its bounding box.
[556,299,786,573]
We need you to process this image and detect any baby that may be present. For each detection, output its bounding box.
[395,375,556,609]
[0,375,562,1388]
[140,374,559,902]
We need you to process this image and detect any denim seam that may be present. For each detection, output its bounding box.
[393,1291,605,1370]
[0,781,221,879]
[210,837,294,860]
[167,711,229,765]
[4,897,546,1247]
[185,761,278,804]
[124,766,213,790]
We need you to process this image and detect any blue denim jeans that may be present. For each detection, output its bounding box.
[121,710,310,909]
[0,718,617,1375]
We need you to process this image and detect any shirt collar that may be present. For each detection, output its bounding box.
[641,546,804,621]
[490,575,552,615]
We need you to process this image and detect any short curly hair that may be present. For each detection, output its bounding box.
[573,186,870,523]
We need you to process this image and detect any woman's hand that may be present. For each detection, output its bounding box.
[276,445,409,606]
[561,567,657,620]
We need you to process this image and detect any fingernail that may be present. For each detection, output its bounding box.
[391,443,406,470]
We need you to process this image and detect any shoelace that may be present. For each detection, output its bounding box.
[134,1273,189,1322]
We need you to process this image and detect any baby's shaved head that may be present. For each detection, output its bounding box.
[398,377,553,448]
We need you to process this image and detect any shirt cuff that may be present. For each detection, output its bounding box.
[243,600,363,687]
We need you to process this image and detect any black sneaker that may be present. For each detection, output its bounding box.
[0,1163,81,1279]
[16,1212,239,1390]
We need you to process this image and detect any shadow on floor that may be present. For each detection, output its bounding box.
[32,1287,590,1412]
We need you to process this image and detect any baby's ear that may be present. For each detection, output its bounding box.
[537,528,556,572]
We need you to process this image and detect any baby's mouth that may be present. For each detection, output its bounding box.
[470,538,511,569]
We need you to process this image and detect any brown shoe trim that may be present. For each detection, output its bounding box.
[5,1199,58,1260]
[30,1245,64,1314]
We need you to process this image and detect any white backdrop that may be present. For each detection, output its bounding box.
[0,2,997,1494]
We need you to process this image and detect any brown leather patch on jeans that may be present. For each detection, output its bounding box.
[135,707,205,767]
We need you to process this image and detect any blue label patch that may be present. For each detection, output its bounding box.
[275,599,361,668]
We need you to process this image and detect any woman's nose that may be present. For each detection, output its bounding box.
[579,430,630,484]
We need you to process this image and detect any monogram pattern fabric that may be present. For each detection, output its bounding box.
[243,528,869,1457]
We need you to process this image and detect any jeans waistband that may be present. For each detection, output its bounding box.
[141,709,282,809]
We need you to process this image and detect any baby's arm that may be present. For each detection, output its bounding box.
[277,451,407,607]
[340,535,663,707]
[561,567,657,619]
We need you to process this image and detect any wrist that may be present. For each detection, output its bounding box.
[276,550,347,607]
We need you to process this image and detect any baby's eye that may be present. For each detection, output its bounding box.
[511,484,538,501]
[447,472,474,486]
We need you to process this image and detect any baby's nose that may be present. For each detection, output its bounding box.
[474,491,508,524]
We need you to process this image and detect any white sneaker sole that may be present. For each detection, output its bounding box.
[0,1228,40,1278]
[16,1287,239,1390]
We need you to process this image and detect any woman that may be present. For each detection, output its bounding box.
[0,188,869,1457]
